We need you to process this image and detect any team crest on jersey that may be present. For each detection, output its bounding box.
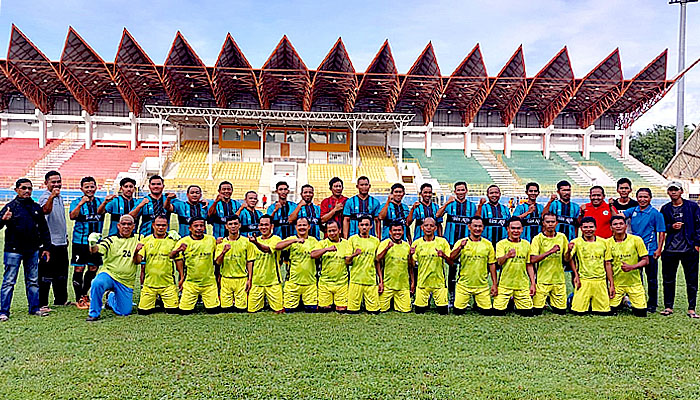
[603,210,609,216]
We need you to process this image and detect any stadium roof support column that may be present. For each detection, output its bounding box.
[35,108,46,148]
[583,125,594,160]
[130,112,138,150]
[504,124,513,158]
[82,110,93,149]
[426,122,433,158]
[464,123,473,157]
[158,118,164,176]
[621,127,631,159]
[350,120,361,182]
[204,116,219,180]
[396,121,405,168]
[1,118,7,138]
[543,125,553,160]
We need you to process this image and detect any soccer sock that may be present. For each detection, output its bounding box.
[346,310,360,314]
[318,306,333,313]
[550,307,566,315]
[532,307,545,316]
[72,271,84,301]
[474,306,492,316]
[83,269,97,297]
[179,309,195,315]
[164,308,179,314]
[632,308,647,318]
[303,305,317,313]
[137,308,156,315]
[414,306,428,314]
[436,306,448,315]
[515,308,534,317]
[205,307,221,314]
[452,307,466,315]
[610,305,623,315]
[491,308,506,316]
[220,306,235,313]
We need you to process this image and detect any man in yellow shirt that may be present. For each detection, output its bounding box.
[377,222,414,312]
[449,216,497,315]
[86,215,141,321]
[410,217,452,315]
[215,215,254,312]
[346,216,381,313]
[247,215,283,313]
[134,215,181,314]
[529,212,571,315]
[570,216,616,315]
[311,220,352,312]
[171,217,220,314]
[275,217,319,312]
[493,216,536,316]
[608,215,649,317]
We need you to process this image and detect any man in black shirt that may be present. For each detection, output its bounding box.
[611,178,639,212]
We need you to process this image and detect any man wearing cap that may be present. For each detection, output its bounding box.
[659,181,700,318]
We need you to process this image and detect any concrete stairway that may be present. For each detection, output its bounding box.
[556,152,593,186]
[472,149,520,196]
[607,151,667,186]
[27,138,84,183]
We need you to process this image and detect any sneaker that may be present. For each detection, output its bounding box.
[623,295,632,308]
[86,316,99,322]
[32,311,49,317]
[39,306,53,313]
[0,314,8,322]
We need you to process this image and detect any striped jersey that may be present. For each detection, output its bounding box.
[267,201,298,239]
[442,199,477,246]
[513,202,544,242]
[412,202,442,241]
[381,202,410,240]
[481,202,511,245]
[343,195,381,237]
[548,200,580,241]
[70,197,104,245]
[105,196,138,236]
[171,199,208,237]
[209,199,240,238]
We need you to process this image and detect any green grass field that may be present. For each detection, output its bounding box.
[1,214,700,399]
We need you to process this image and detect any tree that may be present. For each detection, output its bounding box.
[628,125,694,174]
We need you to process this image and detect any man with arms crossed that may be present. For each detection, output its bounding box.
[607,215,649,317]
[493,217,536,316]
[215,215,254,312]
[275,217,319,312]
[311,220,352,312]
[376,222,414,313]
[346,216,381,313]
[570,217,615,315]
[410,217,451,315]
[529,212,571,315]
[449,216,497,315]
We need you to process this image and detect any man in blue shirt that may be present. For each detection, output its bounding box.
[69,176,105,308]
[289,184,322,239]
[98,177,138,236]
[621,187,665,313]
[543,180,580,242]
[343,176,381,238]
[378,183,410,241]
[237,190,263,237]
[437,181,477,246]
[478,185,511,246]
[407,183,442,241]
[267,181,297,239]
[207,181,240,238]
[167,185,208,237]
[129,175,173,236]
[513,182,544,242]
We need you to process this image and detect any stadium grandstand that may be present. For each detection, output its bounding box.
[0,24,698,201]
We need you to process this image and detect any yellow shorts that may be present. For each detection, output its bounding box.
[318,282,348,308]
[379,288,412,312]
[532,283,567,310]
[284,282,318,309]
[248,284,284,312]
[610,284,647,309]
[138,285,179,310]
[414,287,448,307]
[220,276,248,310]
[179,281,220,311]
[493,287,533,310]
[348,283,380,312]
[571,278,610,313]
[454,283,492,310]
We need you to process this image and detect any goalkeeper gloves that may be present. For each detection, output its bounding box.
[88,232,101,247]
[167,230,181,241]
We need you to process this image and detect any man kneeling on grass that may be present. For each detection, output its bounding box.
[411,217,452,315]
[247,215,284,313]
[215,215,254,312]
[275,217,319,312]
[311,220,352,312]
[86,215,141,321]
[171,217,220,314]
[376,222,414,313]
[492,217,536,316]
[607,215,649,317]
[570,217,615,315]
[346,216,381,314]
[133,215,181,314]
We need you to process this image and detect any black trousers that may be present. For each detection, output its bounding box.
[644,256,659,311]
[38,244,69,307]
[662,250,699,311]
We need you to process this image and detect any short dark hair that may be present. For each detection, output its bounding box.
[120,177,136,187]
[301,184,313,192]
[526,182,540,191]
[357,176,370,184]
[506,216,523,228]
[581,216,597,226]
[225,215,240,223]
[296,216,309,225]
[389,220,405,228]
[469,216,483,224]
[260,214,273,224]
[391,183,405,192]
[44,170,60,181]
[326,220,340,229]
[189,216,206,224]
[590,186,605,195]
[454,181,467,190]
[15,178,31,188]
[557,180,571,190]
[542,212,557,221]
[245,190,257,198]
[617,178,632,189]
[148,175,163,184]
[487,184,500,193]
[329,177,343,189]
[358,215,373,225]
[219,181,233,190]
[636,188,652,197]
[80,176,96,186]
[187,185,201,193]
[276,181,288,190]
[153,215,169,223]
[420,183,432,192]
[611,215,626,224]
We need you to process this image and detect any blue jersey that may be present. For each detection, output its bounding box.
[296,203,322,239]
[267,201,298,239]
[343,195,381,237]
[548,200,580,241]
[105,196,137,236]
[135,195,171,236]
[171,199,208,237]
[239,208,264,237]
[513,202,544,242]
[209,199,240,238]
[381,202,410,240]
[442,199,477,246]
[481,202,511,245]
[412,202,442,241]
[70,197,104,245]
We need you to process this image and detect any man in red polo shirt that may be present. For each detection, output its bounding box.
[321,177,347,234]
[580,186,617,239]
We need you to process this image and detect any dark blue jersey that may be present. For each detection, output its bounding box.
[70,197,104,245]
[296,203,322,239]
[209,199,240,238]
[548,200,580,241]
[135,195,171,236]
[513,202,544,242]
[267,201,298,239]
[171,199,208,237]
[239,208,264,237]
[381,202,410,240]
[412,202,442,241]
[105,196,137,236]
[481,202,511,245]
[442,199,477,246]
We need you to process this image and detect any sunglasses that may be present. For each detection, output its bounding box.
[18,186,33,191]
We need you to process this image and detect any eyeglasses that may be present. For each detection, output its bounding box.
[18,186,33,191]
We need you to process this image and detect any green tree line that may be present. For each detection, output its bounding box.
[629,124,695,173]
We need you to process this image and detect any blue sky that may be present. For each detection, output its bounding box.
[0,0,698,133]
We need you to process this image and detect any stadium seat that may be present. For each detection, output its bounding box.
[403,149,492,192]
[0,138,58,186]
[59,144,158,189]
